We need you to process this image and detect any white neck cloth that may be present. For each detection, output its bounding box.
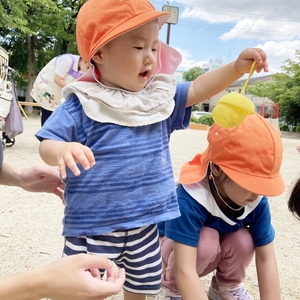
[63,74,176,127]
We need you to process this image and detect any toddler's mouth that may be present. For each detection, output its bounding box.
[139,71,148,77]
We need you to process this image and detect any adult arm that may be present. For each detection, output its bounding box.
[186,48,268,107]
[0,160,64,200]
[0,254,125,300]
[255,242,281,300]
[173,241,208,300]
[53,54,74,87]
[54,74,68,88]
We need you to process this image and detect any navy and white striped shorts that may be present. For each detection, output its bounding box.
[63,224,162,295]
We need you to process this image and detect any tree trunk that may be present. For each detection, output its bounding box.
[25,34,37,114]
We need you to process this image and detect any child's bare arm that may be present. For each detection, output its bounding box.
[173,241,209,300]
[39,140,95,179]
[186,48,268,107]
[255,242,281,300]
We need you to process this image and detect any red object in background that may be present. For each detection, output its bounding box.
[259,102,280,119]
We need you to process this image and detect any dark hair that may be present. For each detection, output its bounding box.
[288,178,300,220]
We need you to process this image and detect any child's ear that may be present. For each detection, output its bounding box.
[211,163,222,177]
[91,50,103,64]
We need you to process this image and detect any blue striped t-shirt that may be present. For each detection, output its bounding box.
[36,81,191,237]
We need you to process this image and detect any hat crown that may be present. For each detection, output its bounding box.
[180,113,284,196]
[76,0,170,63]
[208,113,282,180]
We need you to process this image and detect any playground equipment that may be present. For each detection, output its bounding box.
[259,102,280,133]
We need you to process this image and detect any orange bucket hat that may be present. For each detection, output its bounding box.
[180,113,284,197]
[76,0,182,82]
[77,0,173,62]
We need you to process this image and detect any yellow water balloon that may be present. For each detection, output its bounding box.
[212,92,255,128]
[212,61,256,128]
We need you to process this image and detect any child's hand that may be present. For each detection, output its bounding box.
[55,142,95,179]
[234,48,268,75]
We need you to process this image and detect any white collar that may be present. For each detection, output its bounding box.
[63,74,176,126]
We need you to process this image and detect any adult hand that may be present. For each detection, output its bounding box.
[20,164,65,200]
[39,254,125,300]
[0,254,125,300]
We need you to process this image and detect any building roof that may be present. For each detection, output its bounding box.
[230,74,272,87]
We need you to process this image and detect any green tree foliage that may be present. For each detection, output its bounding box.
[198,114,214,126]
[182,66,204,81]
[0,0,86,101]
[0,0,31,33]
[191,114,214,126]
[246,81,281,103]
[246,50,300,127]
[183,66,206,112]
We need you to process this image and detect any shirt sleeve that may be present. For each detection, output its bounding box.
[170,82,192,132]
[36,94,80,142]
[55,55,73,78]
[165,184,208,247]
[246,196,275,247]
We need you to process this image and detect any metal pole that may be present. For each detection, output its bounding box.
[166,23,171,45]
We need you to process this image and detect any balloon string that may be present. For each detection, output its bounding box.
[240,61,256,95]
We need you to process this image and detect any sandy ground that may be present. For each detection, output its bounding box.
[1,116,300,300]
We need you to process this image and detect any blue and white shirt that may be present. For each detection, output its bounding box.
[163,177,275,248]
[36,79,191,237]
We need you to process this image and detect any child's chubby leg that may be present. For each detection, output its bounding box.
[160,226,222,295]
[216,227,255,286]
[117,224,162,300]
[64,225,162,300]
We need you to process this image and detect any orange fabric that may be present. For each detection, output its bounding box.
[180,113,284,197]
[76,0,170,63]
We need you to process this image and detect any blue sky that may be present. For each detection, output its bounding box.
[151,0,300,77]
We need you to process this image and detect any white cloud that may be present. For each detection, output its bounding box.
[176,41,300,75]
[175,47,215,70]
[174,47,198,70]
[176,0,300,21]
[177,0,300,41]
[220,19,300,41]
[180,7,241,23]
[255,40,300,74]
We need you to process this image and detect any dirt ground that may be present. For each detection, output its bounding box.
[1,116,300,300]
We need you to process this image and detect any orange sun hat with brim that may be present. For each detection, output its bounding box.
[76,0,182,82]
[180,113,285,197]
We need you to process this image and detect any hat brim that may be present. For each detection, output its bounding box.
[220,165,285,197]
[78,10,171,63]
[179,152,210,184]
[179,152,285,197]
[91,11,170,56]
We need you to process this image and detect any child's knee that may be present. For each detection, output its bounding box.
[197,227,221,259]
[222,227,255,255]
